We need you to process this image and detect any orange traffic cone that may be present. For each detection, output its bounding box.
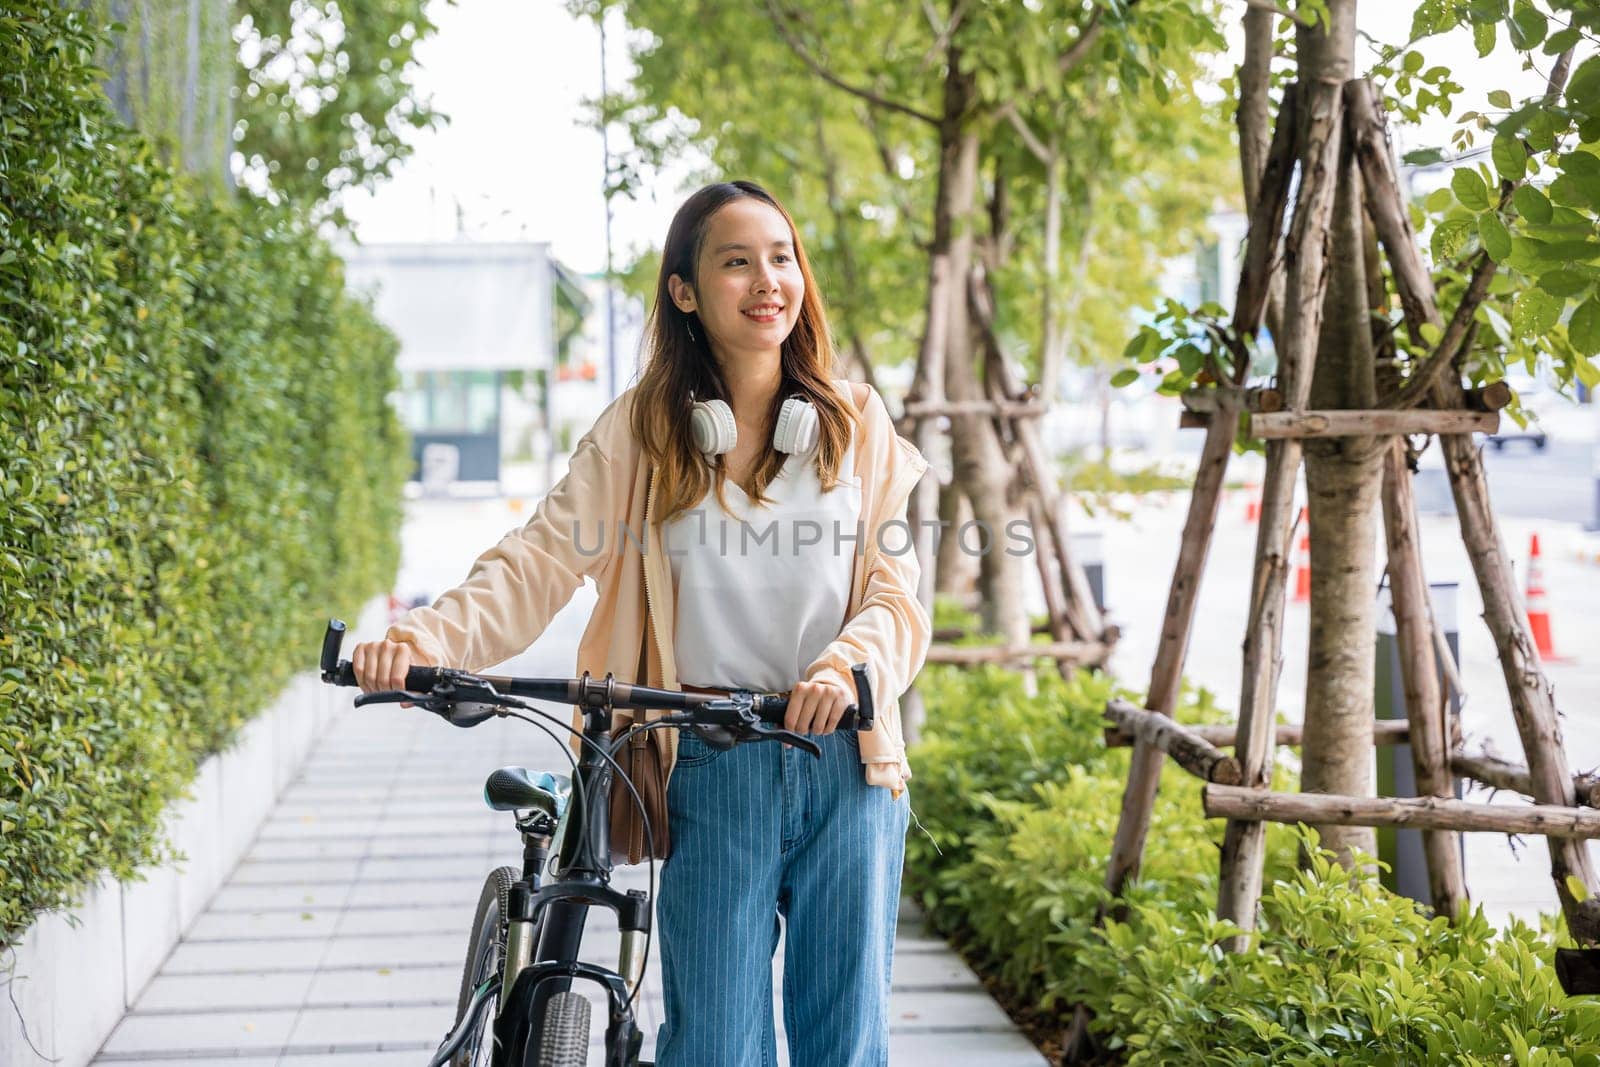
[1292,509,1311,603]
[1244,482,1262,523]
[1526,532,1558,659]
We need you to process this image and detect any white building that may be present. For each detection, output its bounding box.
[340,240,634,490]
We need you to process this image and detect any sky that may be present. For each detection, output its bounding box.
[340,1,1566,276]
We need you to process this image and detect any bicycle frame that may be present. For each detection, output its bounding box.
[492,698,652,1067]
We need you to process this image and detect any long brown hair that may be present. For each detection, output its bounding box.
[630,180,860,523]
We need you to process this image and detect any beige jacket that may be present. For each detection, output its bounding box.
[385,377,932,797]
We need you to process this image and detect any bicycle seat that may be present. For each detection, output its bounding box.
[483,767,571,818]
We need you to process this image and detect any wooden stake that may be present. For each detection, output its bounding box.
[1250,409,1498,439]
[1205,784,1600,839]
[1024,490,1087,680]
[970,273,1105,643]
[1380,440,1469,918]
[1233,83,1300,337]
[900,398,1047,420]
[1451,750,1600,809]
[1104,700,1243,785]
[923,639,1107,667]
[1182,387,1286,415]
[1105,719,1411,749]
[1103,400,1242,901]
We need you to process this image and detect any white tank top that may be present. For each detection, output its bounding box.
[663,441,862,692]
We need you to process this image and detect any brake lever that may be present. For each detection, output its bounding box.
[747,724,822,758]
[354,689,434,708]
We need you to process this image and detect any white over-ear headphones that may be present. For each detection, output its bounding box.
[690,395,819,457]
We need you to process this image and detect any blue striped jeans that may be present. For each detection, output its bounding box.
[652,726,911,1066]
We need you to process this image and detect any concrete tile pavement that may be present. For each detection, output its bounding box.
[91,701,1042,1064]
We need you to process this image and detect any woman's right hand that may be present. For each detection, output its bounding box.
[351,639,436,701]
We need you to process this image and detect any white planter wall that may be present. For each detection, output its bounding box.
[0,597,387,1067]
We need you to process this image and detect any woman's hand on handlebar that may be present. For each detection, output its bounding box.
[351,639,436,707]
[784,677,853,737]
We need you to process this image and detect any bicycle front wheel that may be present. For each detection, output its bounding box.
[451,865,520,1067]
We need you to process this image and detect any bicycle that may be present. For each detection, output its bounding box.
[317,618,876,1067]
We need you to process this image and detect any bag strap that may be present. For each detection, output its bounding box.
[630,586,652,751]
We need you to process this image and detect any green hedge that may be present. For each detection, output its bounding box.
[0,3,410,944]
[907,628,1600,1061]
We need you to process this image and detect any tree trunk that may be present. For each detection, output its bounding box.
[936,482,977,602]
[938,61,1029,648]
[1217,57,1348,943]
[1299,42,1382,864]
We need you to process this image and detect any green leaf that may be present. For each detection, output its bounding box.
[1570,298,1600,357]
[1403,51,1424,74]
[1569,56,1600,112]
[1110,368,1141,389]
[1512,184,1553,225]
[1549,174,1600,212]
[1543,27,1581,56]
[1577,356,1600,391]
[1491,134,1525,182]
[1486,89,1513,109]
[1538,269,1592,298]
[1404,147,1447,166]
[1512,288,1562,338]
[1568,874,1593,904]
[1424,187,1455,213]
[1451,167,1490,210]
[1564,151,1600,176]
[1430,218,1475,262]
[1507,2,1547,49]
[1478,213,1512,262]
[1526,110,1558,152]
[1472,21,1495,58]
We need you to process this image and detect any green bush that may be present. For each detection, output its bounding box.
[906,618,1599,1062]
[1083,836,1600,1064]
[0,3,409,944]
[905,654,1299,1025]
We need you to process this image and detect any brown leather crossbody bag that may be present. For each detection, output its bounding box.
[607,613,670,865]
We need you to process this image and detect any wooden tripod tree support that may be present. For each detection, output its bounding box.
[1067,72,1600,1063]
[890,315,1118,694]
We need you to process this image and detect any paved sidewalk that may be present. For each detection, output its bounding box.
[92,686,1043,1065]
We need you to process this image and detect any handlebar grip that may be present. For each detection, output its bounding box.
[322,619,442,692]
[754,699,863,730]
[321,620,347,678]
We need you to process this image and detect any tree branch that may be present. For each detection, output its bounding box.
[918,0,969,75]
[1382,250,1496,410]
[762,0,941,126]
[1058,7,1106,74]
[994,100,1054,165]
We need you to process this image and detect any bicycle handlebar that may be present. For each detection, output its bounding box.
[319,619,876,733]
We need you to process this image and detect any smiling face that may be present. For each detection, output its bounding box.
[668,198,804,370]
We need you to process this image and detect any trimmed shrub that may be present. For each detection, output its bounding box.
[905,657,1298,1024]
[1083,838,1600,1064]
[906,612,1600,1062]
[1,2,409,944]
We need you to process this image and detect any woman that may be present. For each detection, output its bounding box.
[353,179,931,1065]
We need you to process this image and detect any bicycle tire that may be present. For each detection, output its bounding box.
[451,865,521,1067]
[535,991,592,1067]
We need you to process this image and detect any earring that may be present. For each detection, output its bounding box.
[686,318,698,343]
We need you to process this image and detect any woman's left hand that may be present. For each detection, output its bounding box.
[784,677,854,737]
